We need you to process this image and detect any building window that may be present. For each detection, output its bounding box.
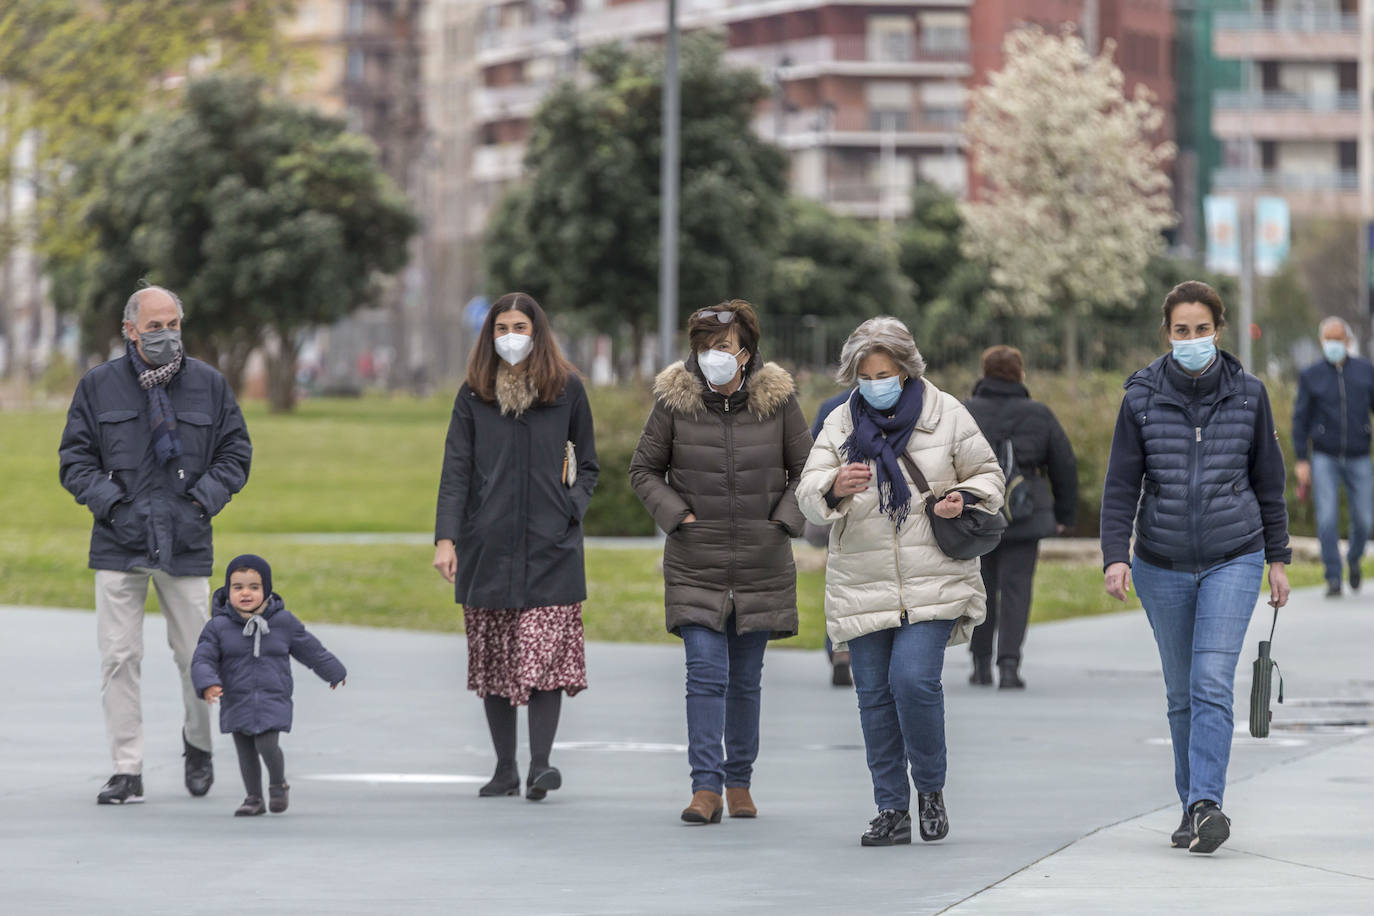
[920,82,966,128]
[347,49,365,84]
[348,0,366,33]
[918,12,969,56]
[866,81,912,131]
[866,15,914,63]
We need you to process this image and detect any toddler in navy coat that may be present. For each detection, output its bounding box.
[191,554,347,816]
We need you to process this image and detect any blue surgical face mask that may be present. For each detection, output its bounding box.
[1171,335,1216,373]
[1323,340,1348,364]
[858,375,903,410]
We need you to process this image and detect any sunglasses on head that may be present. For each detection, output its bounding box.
[693,309,736,324]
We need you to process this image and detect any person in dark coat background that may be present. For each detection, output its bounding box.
[1291,316,1374,597]
[59,285,252,807]
[191,555,346,817]
[1102,281,1290,855]
[630,299,811,826]
[964,346,1078,689]
[433,292,599,802]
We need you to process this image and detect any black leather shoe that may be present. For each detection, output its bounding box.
[526,764,562,801]
[1351,565,1362,593]
[478,764,521,797]
[917,791,949,842]
[97,773,144,805]
[1326,579,1342,598]
[970,656,993,686]
[998,662,1025,690]
[1171,810,1192,848]
[860,809,911,846]
[183,733,213,797]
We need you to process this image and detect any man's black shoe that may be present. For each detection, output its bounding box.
[97,773,144,805]
[860,809,912,846]
[1188,801,1231,854]
[1170,810,1193,848]
[183,733,213,797]
[1351,564,1362,593]
[1326,579,1342,598]
[917,790,950,841]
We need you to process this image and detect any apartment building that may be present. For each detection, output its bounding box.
[473,0,975,225]
[1210,0,1361,217]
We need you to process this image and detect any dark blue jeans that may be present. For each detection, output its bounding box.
[848,618,957,811]
[681,616,769,795]
[1311,451,1373,585]
[1133,551,1264,810]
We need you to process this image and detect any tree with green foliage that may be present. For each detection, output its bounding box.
[483,35,789,371]
[59,75,417,411]
[961,27,1176,377]
[765,197,913,336]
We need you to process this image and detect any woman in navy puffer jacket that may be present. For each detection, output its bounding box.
[192,554,346,816]
[1101,282,1290,857]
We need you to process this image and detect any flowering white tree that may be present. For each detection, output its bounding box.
[961,27,1176,376]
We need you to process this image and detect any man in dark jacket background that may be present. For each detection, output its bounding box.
[59,286,252,805]
[1292,316,1374,597]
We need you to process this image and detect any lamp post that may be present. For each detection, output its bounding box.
[658,0,680,370]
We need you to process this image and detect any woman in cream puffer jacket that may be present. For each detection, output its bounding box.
[797,316,1003,849]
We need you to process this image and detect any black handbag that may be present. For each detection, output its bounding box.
[899,453,1007,560]
[1248,607,1284,739]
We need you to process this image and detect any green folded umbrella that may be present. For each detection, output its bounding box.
[1249,608,1284,739]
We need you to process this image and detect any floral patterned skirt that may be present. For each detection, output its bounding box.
[462,604,588,706]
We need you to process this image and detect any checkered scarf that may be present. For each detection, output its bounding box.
[126,339,184,465]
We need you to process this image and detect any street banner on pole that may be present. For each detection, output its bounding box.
[1205,195,1241,276]
[1254,196,1290,277]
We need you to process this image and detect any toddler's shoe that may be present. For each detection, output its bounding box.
[269,783,289,813]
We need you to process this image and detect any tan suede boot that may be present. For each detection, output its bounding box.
[680,790,724,824]
[725,787,757,818]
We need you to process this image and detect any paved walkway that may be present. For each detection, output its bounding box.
[1,583,1370,914]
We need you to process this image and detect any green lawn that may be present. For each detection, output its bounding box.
[2,395,1339,650]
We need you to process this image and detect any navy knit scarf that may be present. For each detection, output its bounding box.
[126,339,183,465]
[841,379,925,529]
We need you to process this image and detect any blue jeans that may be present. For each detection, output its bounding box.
[848,618,957,811]
[1132,551,1264,810]
[1311,451,1373,585]
[681,616,770,794]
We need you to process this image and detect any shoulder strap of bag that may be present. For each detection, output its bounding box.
[898,452,933,502]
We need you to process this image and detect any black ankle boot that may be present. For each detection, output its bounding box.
[998,661,1025,690]
[525,764,562,801]
[478,763,520,797]
[969,656,993,686]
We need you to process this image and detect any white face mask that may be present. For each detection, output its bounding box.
[494,333,533,366]
[699,347,744,387]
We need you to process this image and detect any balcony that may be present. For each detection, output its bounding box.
[1214,12,1357,61]
[1211,167,1359,217]
[477,0,973,65]
[725,34,969,79]
[1212,91,1360,140]
[474,82,552,123]
[826,182,913,219]
[472,143,525,182]
[755,106,963,150]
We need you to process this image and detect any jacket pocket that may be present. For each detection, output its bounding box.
[97,409,143,470]
[106,499,150,552]
[175,410,214,472]
[172,495,211,554]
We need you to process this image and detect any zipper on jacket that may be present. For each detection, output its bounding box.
[894,457,909,616]
[1338,363,1348,455]
[725,406,737,616]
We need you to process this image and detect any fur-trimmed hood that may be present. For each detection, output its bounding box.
[494,363,537,416]
[653,359,796,420]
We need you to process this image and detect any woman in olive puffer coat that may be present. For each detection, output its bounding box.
[630,299,811,827]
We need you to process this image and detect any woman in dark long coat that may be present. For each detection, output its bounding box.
[630,299,812,825]
[433,292,599,801]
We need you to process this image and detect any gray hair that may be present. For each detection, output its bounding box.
[1319,316,1356,342]
[835,316,926,386]
[122,285,185,339]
